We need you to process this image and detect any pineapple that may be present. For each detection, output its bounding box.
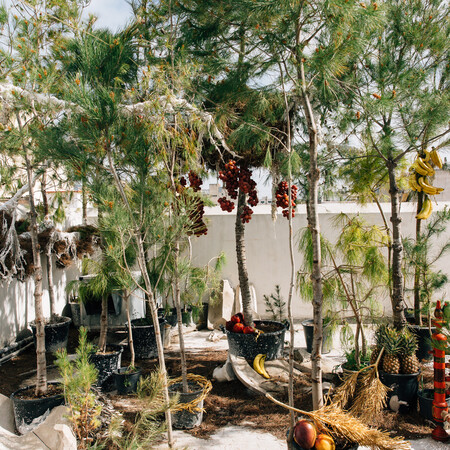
[400,329,420,374]
[382,327,401,374]
[370,324,387,366]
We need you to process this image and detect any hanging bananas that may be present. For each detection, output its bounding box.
[408,150,444,219]
[253,354,270,379]
[416,196,433,220]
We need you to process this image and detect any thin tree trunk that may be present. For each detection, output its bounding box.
[414,191,423,326]
[125,290,135,368]
[174,242,189,393]
[25,149,47,396]
[106,149,173,446]
[98,295,108,352]
[82,178,88,226]
[235,188,253,326]
[299,60,323,411]
[387,161,406,329]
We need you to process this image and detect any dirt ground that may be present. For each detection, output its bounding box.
[0,327,435,442]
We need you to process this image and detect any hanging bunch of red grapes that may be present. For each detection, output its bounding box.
[218,160,259,223]
[275,181,298,218]
[179,170,207,236]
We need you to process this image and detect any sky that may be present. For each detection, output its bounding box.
[83,0,133,31]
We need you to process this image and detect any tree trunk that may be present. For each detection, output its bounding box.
[25,150,47,396]
[174,241,189,393]
[235,188,253,326]
[46,247,55,317]
[387,161,406,329]
[125,290,135,368]
[98,295,108,352]
[299,61,323,411]
[82,178,88,226]
[414,191,423,326]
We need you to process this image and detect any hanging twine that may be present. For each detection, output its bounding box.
[168,373,212,413]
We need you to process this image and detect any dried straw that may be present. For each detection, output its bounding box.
[168,373,212,413]
[266,394,411,450]
[330,370,360,410]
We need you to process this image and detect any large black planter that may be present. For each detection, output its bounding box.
[131,318,166,359]
[169,381,204,429]
[226,320,286,361]
[113,367,142,394]
[380,370,420,413]
[418,388,450,422]
[30,316,72,352]
[302,319,333,354]
[10,382,64,433]
[89,344,123,389]
[408,324,435,361]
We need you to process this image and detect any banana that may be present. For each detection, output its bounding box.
[253,354,270,379]
[411,161,430,176]
[408,173,422,192]
[416,157,435,176]
[423,150,431,163]
[416,196,432,220]
[431,149,443,169]
[417,177,438,195]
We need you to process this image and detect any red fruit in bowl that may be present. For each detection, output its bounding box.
[243,326,255,334]
[225,321,234,332]
[232,323,245,333]
[293,419,317,449]
[230,314,241,324]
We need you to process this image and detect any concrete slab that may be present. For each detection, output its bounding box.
[0,394,15,434]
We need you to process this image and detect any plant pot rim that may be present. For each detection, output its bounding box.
[301,319,331,328]
[11,381,63,402]
[113,367,142,375]
[29,316,72,328]
[92,343,123,355]
[380,369,421,377]
[131,318,166,328]
[408,323,437,330]
[168,380,204,397]
[225,319,286,336]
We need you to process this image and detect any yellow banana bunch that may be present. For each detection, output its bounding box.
[253,354,270,379]
[408,173,422,192]
[431,148,443,169]
[415,157,435,176]
[417,176,444,195]
[416,196,433,220]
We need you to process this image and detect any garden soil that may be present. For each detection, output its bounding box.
[0,328,434,442]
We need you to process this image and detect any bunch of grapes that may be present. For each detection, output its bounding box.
[240,167,258,207]
[179,176,187,187]
[219,160,240,199]
[241,205,253,224]
[276,181,298,218]
[188,171,202,192]
[218,197,235,212]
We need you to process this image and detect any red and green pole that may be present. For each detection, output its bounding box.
[431,300,449,442]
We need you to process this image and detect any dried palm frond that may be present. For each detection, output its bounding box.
[330,370,360,409]
[266,394,411,450]
[350,368,389,421]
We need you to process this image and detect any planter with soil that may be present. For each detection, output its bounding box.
[226,320,287,361]
[69,301,81,327]
[10,382,64,434]
[408,324,435,362]
[168,375,212,429]
[380,370,420,413]
[89,344,123,389]
[113,367,142,394]
[30,315,72,352]
[301,319,333,354]
[418,388,450,422]
[131,317,166,359]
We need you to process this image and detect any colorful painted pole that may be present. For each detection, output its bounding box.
[431,300,449,442]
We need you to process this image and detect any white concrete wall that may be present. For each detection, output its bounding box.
[0,256,81,346]
[190,202,450,320]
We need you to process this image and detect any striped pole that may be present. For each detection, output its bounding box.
[431,300,449,442]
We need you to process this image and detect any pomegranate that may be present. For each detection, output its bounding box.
[293,419,317,449]
[243,326,255,334]
[232,323,245,333]
[314,434,335,450]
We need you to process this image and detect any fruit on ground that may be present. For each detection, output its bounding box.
[314,434,336,450]
[232,323,245,333]
[293,419,317,449]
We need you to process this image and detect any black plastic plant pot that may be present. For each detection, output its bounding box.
[69,302,81,327]
[113,367,142,394]
[10,382,65,434]
[302,319,333,354]
[380,370,420,413]
[182,309,193,326]
[405,308,416,325]
[226,320,286,361]
[169,381,204,429]
[196,303,209,330]
[131,318,166,359]
[418,389,450,422]
[30,316,72,353]
[89,344,123,389]
[408,324,436,361]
